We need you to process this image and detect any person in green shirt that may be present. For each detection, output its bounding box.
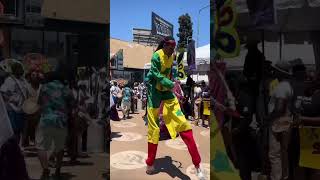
[145,36,204,179]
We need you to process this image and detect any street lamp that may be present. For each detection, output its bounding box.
[197,4,210,48]
[186,36,193,48]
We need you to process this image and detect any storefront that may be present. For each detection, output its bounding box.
[0,0,109,80]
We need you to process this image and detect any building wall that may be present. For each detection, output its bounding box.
[0,0,109,81]
[42,0,109,24]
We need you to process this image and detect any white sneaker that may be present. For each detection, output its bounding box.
[196,167,206,180]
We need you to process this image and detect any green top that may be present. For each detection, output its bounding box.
[146,49,174,91]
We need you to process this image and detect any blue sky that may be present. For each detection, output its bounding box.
[110,0,210,47]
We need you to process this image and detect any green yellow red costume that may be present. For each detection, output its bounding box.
[145,48,201,168]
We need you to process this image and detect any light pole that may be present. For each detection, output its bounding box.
[186,36,193,48]
[197,4,210,48]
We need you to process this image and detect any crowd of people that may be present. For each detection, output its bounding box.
[211,41,320,180]
[109,81,147,121]
[0,62,110,180]
[109,76,211,128]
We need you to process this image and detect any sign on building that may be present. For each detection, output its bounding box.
[151,12,173,37]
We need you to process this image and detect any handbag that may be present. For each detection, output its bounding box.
[117,92,122,99]
[22,84,41,115]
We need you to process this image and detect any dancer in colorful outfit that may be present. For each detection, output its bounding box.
[145,36,205,179]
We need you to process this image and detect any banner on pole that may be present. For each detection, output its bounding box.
[213,0,240,59]
[176,52,186,80]
[187,40,196,71]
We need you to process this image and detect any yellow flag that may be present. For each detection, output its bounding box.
[177,52,186,80]
[299,128,320,169]
[211,112,241,180]
[214,0,240,58]
[203,99,211,116]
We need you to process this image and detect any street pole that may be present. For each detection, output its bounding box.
[197,4,210,48]
[186,36,192,48]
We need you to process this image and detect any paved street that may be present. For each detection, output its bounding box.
[110,111,210,180]
[24,141,109,180]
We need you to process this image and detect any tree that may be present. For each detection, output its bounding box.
[177,13,193,50]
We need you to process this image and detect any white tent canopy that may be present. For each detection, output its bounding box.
[226,42,316,70]
[196,44,210,60]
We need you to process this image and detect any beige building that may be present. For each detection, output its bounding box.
[110,38,154,82]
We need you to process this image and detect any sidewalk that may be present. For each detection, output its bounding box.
[110,111,210,180]
[24,144,109,180]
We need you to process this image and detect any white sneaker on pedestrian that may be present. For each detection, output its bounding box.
[196,167,206,180]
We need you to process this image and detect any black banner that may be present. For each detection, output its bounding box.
[187,40,196,71]
[151,12,173,37]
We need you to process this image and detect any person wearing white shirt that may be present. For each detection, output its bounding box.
[0,63,29,144]
[268,61,294,180]
[193,84,202,120]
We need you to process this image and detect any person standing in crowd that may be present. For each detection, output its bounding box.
[22,70,43,147]
[110,81,120,107]
[193,83,202,121]
[0,62,29,145]
[0,92,29,180]
[243,41,265,125]
[109,81,120,121]
[122,83,132,120]
[200,81,209,125]
[66,80,80,164]
[140,83,147,110]
[232,78,260,180]
[298,73,320,180]
[133,82,140,112]
[144,36,204,179]
[186,74,195,101]
[268,61,294,180]
[288,63,307,180]
[36,72,74,179]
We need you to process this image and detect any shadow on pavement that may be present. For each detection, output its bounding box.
[49,172,76,180]
[154,156,191,180]
[30,172,76,180]
[111,132,122,139]
[62,161,94,167]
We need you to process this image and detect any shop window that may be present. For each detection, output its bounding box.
[25,0,42,14]
[11,28,43,60]
[0,0,17,17]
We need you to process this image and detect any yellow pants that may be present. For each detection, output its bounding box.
[147,95,192,144]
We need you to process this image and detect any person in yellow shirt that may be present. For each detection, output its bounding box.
[145,36,204,179]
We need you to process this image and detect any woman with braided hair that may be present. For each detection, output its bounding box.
[144,36,205,179]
